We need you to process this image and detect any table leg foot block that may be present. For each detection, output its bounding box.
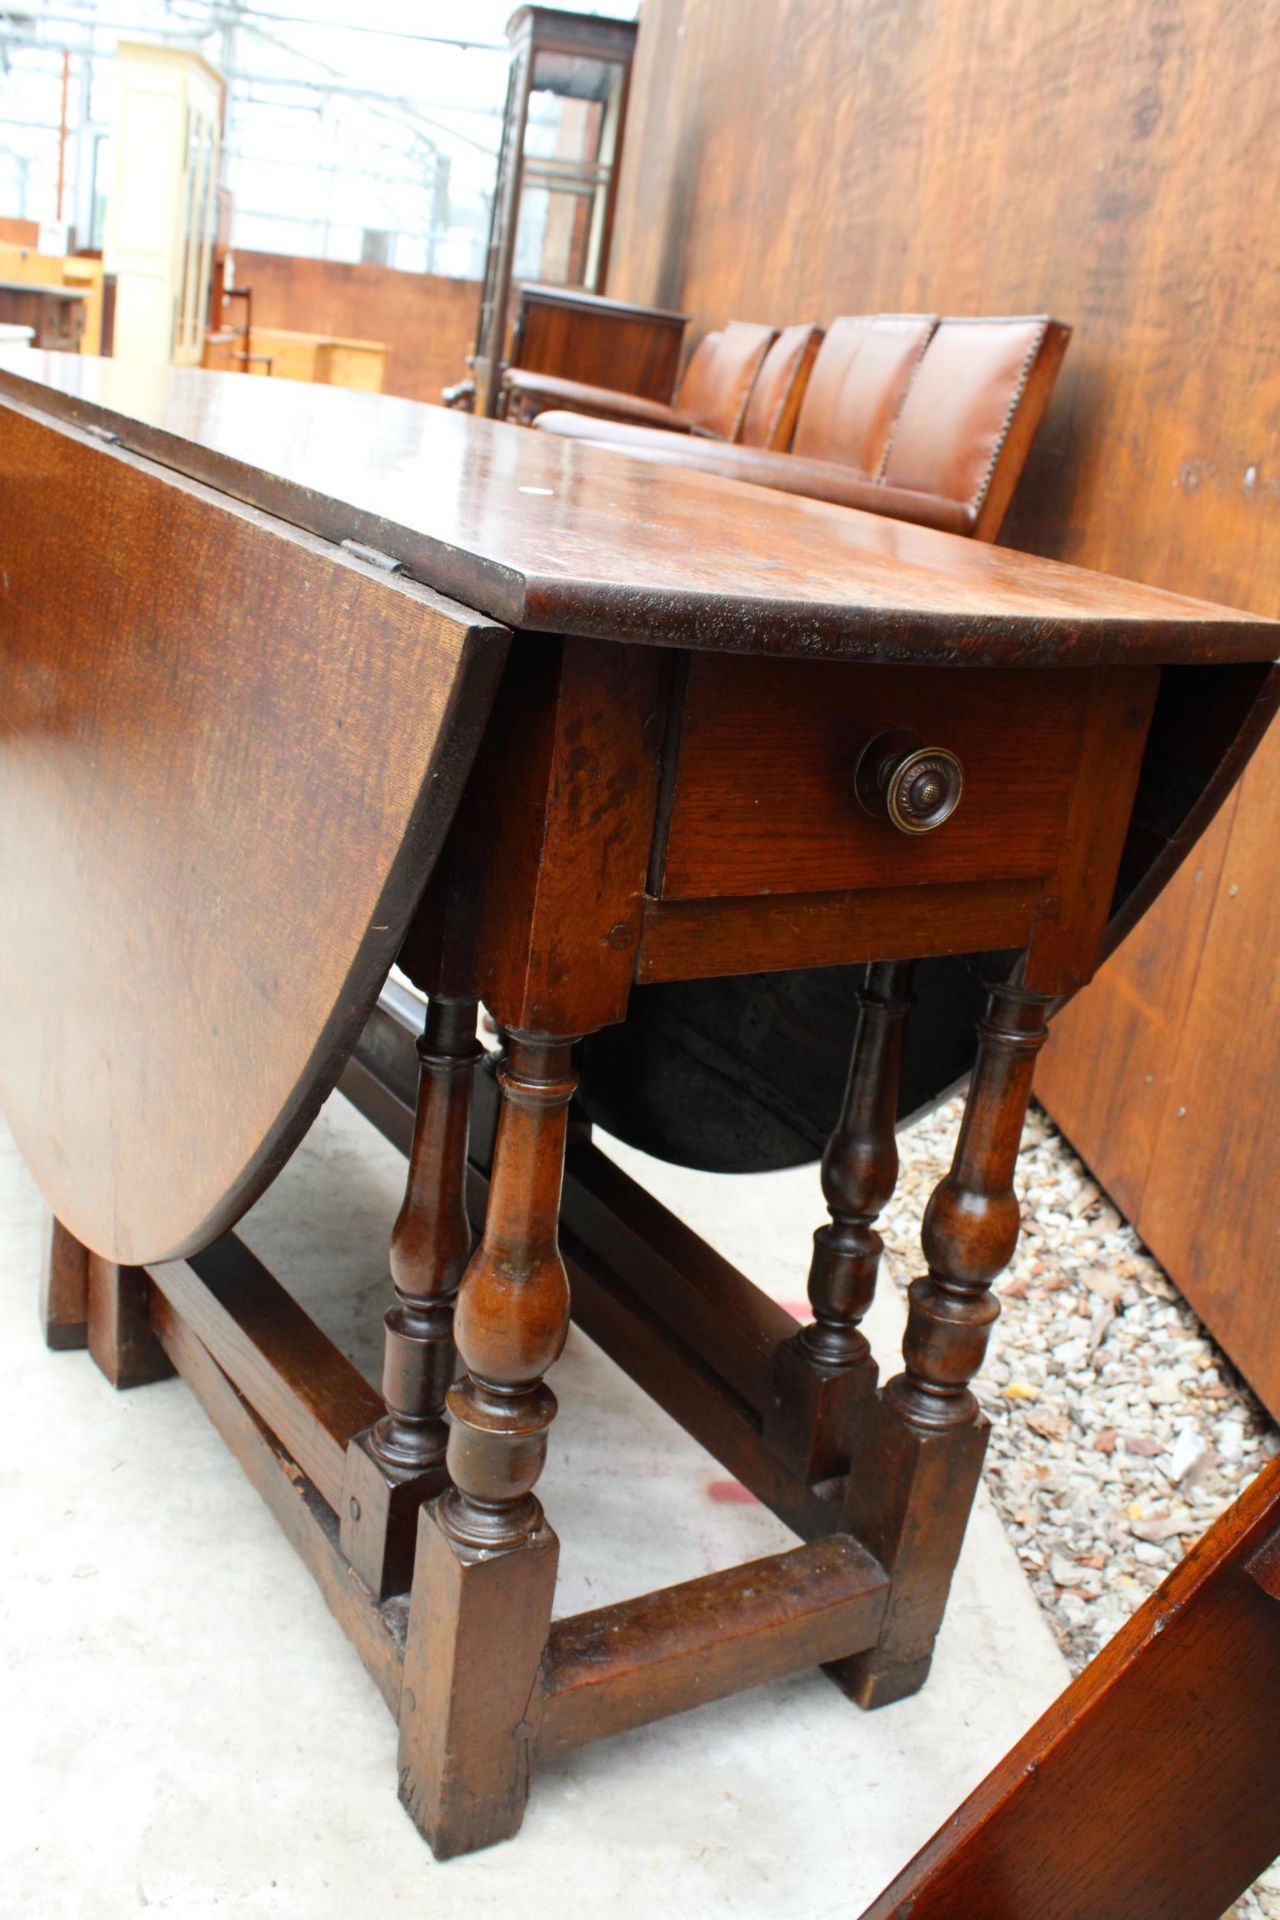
[398,1499,559,1859]
[87,1254,175,1389]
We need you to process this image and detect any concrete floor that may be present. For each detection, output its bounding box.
[1,1089,1069,1918]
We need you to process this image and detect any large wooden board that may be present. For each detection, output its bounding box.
[0,398,507,1263]
[0,353,1274,669]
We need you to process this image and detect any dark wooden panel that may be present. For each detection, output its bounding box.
[1134,736,1280,1409]
[0,400,506,1263]
[660,658,1088,898]
[511,285,687,400]
[0,357,1274,667]
[862,1457,1280,1920]
[1035,792,1237,1222]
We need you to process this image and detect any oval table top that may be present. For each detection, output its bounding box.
[2,350,1276,670]
[0,393,506,1263]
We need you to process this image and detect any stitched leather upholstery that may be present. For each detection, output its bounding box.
[881,317,1050,505]
[739,323,824,448]
[791,314,937,470]
[673,320,777,437]
[502,321,775,438]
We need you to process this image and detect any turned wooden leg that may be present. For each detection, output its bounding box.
[837,980,1051,1706]
[766,961,914,1482]
[86,1254,174,1389]
[40,1213,89,1350]
[398,1033,576,1859]
[342,996,480,1599]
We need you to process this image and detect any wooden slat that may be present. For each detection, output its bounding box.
[146,1236,383,1513]
[637,878,1039,984]
[148,1286,406,1717]
[539,1536,888,1759]
[1133,733,1280,1410]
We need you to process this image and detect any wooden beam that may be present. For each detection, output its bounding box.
[148,1284,407,1717]
[146,1235,383,1514]
[540,1535,887,1759]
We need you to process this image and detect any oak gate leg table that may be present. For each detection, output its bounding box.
[2,353,1276,1863]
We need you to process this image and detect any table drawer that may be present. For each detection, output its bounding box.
[656,656,1098,901]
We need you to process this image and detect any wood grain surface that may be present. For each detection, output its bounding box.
[658,658,1090,898]
[0,398,507,1263]
[0,354,1274,668]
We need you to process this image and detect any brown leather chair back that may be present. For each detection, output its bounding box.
[881,316,1071,539]
[791,314,937,470]
[740,323,823,449]
[678,320,777,439]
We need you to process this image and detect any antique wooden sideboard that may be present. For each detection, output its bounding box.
[1,352,1277,1866]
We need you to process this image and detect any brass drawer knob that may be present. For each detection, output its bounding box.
[855,730,965,835]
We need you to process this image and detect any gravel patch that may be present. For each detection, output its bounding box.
[880,1094,1280,1919]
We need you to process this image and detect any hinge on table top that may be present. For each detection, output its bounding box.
[340,538,408,575]
[84,423,121,446]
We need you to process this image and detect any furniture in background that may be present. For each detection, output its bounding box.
[202,323,387,392]
[0,244,105,353]
[477,282,689,417]
[536,310,933,466]
[864,1450,1280,1919]
[541,314,1070,541]
[3,354,1276,1862]
[105,42,223,365]
[0,280,86,352]
[505,316,780,438]
[505,319,824,453]
[465,7,639,415]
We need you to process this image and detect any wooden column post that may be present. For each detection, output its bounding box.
[342,996,480,1599]
[398,1033,576,1858]
[766,960,914,1482]
[836,980,1051,1706]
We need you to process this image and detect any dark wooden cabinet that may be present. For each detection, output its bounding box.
[468,8,639,415]
[502,282,688,409]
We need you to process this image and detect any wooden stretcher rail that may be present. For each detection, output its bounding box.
[539,1536,888,1759]
[147,1237,383,1514]
[147,1284,408,1716]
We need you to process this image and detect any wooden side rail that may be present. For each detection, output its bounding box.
[146,1236,383,1513]
[147,1284,408,1715]
[539,1536,887,1759]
